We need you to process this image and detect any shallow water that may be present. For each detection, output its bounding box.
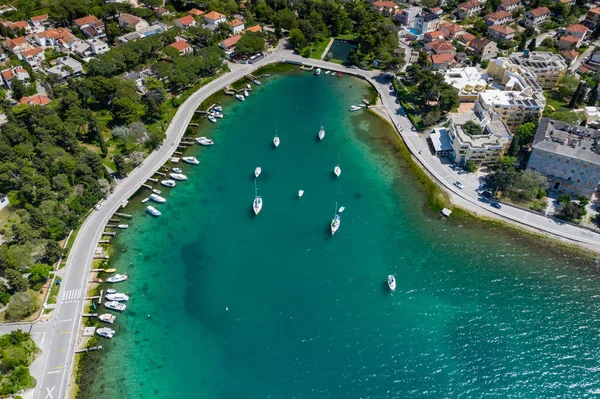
[78,70,600,399]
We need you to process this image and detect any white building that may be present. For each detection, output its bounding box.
[47,56,83,78]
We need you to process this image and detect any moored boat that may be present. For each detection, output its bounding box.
[315,68,321,75]
[208,115,217,123]
[169,173,188,181]
[334,165,341,177]
[104,301,126,311]
[117,224,128,229]
[349,105,361,112]
[331,214,340,235]
[97,327,115,339]
[337,71,342,77]
[253,79,261,85]
[244,89,249,97]
[338,206,345,213]
[152,189,161,194]
[172,168,182,173]
[253,179,262,215]
[318,123,325,141]
[246,83,251,89]
[298,189,304,198]
[255,167,261,178]
[387,275,396,291]
[214,106,223,112]
[98,314,116,324]
[104,269,116,274]
[147,206,161,216]
[182,156,199,165]
[273,135,280,147]
[196,137,214,146]
[161,180,176,187]
[325,70,330,75]
[106,293,129,302]
[150,193,166,203]
[106,274,128,283]
[106,289,116,294]
[141,197,149,203]
[236,94,245,101]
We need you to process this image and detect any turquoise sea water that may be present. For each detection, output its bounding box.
[79,70,600,399]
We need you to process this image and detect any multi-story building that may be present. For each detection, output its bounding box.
[447,112,513,165]
[485,10,511,26]
[413,13,440,35]
[439,21,464,39]
[444,66,490,101]
[371,1,398,16]
[584,7,600,30]
[118,13,149,32]
[204,11,227,25]
[174,15,196,29]
[488,24,516,41]
[475,88,545,133]
[457,0,483,19]
[523,7,550,28]
[396,6,422,27]
[47,56,83,78]
[228,19,245,34]
[526,118,600,197]
[169,40,193,56]
[498,0,522,13]
[487,52,567,90]
[468,37,497,60]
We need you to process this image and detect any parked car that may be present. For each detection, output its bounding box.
[481,191,492,198]
[94,202,104,211]
[490,202,502,209]
[453,181,464,189]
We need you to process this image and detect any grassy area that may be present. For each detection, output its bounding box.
[544,90,569,110]
[335,34,358,40]
[47,277,61,305]
[0,206,20,231]
[392,79,426,131]
[310,37,332,59]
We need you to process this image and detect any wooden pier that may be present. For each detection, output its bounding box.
[98,240,110,244]
[154,171,166,177]
[93,255,109,259]
[142,184,153,190]
[174,151,182,155]
[102,231,116,236]
[109,218,120,223]
[82,313,98,317]
[106,224,115,228]
[115,212,132,218]
[189,123,199,126]
[147,178,158,183]
[76,346,103,353]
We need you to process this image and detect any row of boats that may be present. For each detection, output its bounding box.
[207,105,224,123]
[97,274,130,339]
[315,68,343,77]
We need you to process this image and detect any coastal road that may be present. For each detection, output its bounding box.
[30,46,600,399]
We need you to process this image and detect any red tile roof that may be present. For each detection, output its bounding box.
[566,24,589,33]
[500,0,521,5]
[221,34,241,48]
[440,21,464,35]
[155,7,169,15]
[486,10,511,21]
[372,1,398,8]
[425,30,445,38]
[169,40,191,51]
[1,69,13,80]
[119,13,142,27]
[9,21,28,30]
[19,94,51,106]
[588,7,600,15]
[205,11,225,21]
[459,0,482,10]
[429,40,455,53]
[430,53,455,64]
[243,25,262,33]
[176,15,195,26]
[228,19,244,27]
[73,15,98,27]
[188,8,205,16]
[21,47,43,57]
[5,36,27,49]
[560,49,579,60]
[488,24,515,35]
[559,35,580,43]
[528,7,550,17]
[31,14,48,22]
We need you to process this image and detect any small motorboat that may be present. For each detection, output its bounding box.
[246,83,251,89]
[263,74,270,77]
[150,193,166,203]
[387,275,396,292]
[236,94,245,101]
[106,289,117,294]
[147,206,161,216]
[325,70,330,75]
[244,89,249,97]
[214,106,223,112]
[182,156,200,165]
[338,206,345,213]
[349,105,361,112]
[315,68,321,75]
[334,165,341,177]
[98,314,116,324]
[97,327,115,339]
[362,99,370,105]
[255,167,261,178]
[253,79,261,85]
[172,168,182,173]
[117,224,128,229]
[213,112,224,119]
[208,115,217,123]
[337,72,342,77]
[152,189,161,194]
[104,301,126,311]
[273,135,280,148]
[106,274,128,283]
[104,269,116,274]
[298,190,304,198]
[318,125,325,141]
[196,137,214,146]
[141,197,149,203]
[106,293,129,302]
[161,180,176,187]
[169,173,188,181]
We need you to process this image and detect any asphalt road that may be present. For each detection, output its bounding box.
[11,45,600,399]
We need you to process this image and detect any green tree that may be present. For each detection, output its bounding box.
[517,35,527,51]
[550,110,584,124]
[528,38,536,51]
[439,88,459,113]
[6,270,27,293]
[28,265,52,289]
[235,32,266,55]
[558,73,580,98]
[11,79,25,101]
[276,8,297,29]
[5,291,38,322]
[289,28,307,51]
[464,159,477,172]
[515,122,537,143]
[113,154,131,177]
[507,135,520,156]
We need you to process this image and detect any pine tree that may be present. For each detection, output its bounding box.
[507,135,520,157]
[587,83,598,106]
[527,38,536,52]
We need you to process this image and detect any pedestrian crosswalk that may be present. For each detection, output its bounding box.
[61,288,81,303]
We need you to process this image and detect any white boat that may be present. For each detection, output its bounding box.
[147,206,161,216]
[338,206,345,213]
[97,327,115,339]
[298,189,304,198]
[273,135,280,147]
[161,180,176,187]
[172,168,182,173]
[253,180,262,215]
[150,193,166,203]
[196,137,214,146]
[349,105,361,112]
[213,112,224,119]
[325,70,330,75]
[331,204,341,236]
[106,293,129,302]
[98,314,116,324]
[104,301,126,311]
[315,68,321,75]
[169,173,188,181]
[208,115,217,123]
[246,83,251,89]
[214,106,223,112]
[141,197,149,203]
[334,165,341,177]
[152,189,161,194]
[117,224,128,229]
[253,79,261,85]
[182,156,199,165]
[387,275,396,291]
[244,89,249,97]
[236,94,245,101]
[106,289,117,294]
[106,274,128,283]
[255,167,261,178]
[264,74,270,77]
[318,124,325,141]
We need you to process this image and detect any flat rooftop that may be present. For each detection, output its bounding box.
[533,118,600,164]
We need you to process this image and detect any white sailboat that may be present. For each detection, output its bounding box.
[253,179,262,215]
[318,123,325,141]
[273,123,280,147]
[255,167,261,178]
[330,202,340,235]
[298,189,304,198]
[387,275,396,291]
[338,206,345,213]
[334,155,341,177]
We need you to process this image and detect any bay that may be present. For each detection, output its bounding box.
[78,68,600,399]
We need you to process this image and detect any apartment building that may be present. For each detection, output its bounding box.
[396,6,422,27]
[488,24,516,41]
[413,13,440,35]
[457,0,484,19]
[584,7,600,30]
[498,0,522,13]
[485,10,511,26]
[487,51,567,90]
[523,7,550,28]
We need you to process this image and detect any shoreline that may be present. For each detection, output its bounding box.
[58,54,599,399]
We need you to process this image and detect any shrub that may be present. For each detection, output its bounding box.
[5,292,39,322]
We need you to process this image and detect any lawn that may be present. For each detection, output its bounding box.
[0,206,20,231]
[544,90,569,110]
[335,34,358,40]
[310,37,332,60]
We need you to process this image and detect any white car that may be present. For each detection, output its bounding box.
[94,202,104,211]
[453,181,464,189]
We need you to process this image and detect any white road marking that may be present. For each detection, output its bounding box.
[44,386,55,399]
[61,289,81,303]
[58,319,72,323]
[47,370,61,374]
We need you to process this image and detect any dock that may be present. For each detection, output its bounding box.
[154,171,166,177]
[115,212,132,218]
[174,151,182,155]
[82,313,98,317]
[189,123,199,126]
[98,240,110,244]
[109,218,120,223]
[102,231,116,236]
[106,224,115,228]
[93,255,109,259]
[147,178,158,183]
[76,346,103,353]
